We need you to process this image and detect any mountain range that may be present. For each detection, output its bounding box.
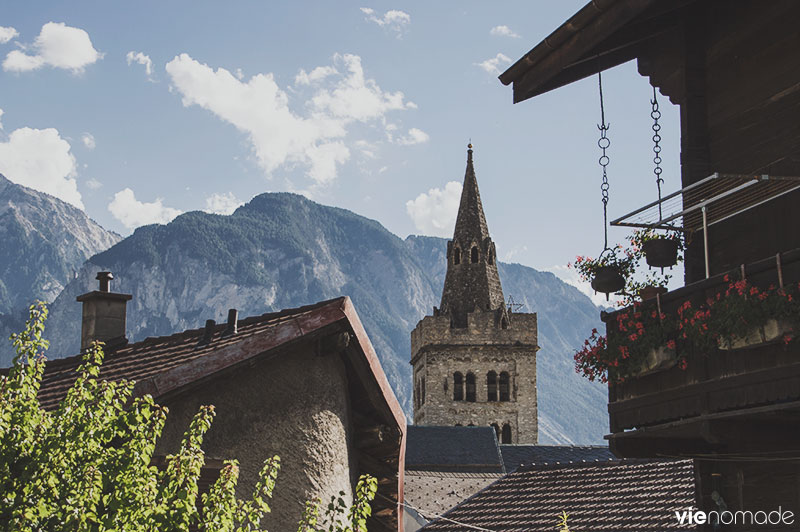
[0,182,607,444]
[0,174,121,344]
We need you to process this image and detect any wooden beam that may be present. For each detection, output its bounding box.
[357,451,397,479]
[513,0,657,103]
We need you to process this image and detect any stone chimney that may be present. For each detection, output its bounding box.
[76,271,132,351]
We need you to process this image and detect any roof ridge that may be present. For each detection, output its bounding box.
[33,296,349,370]
[513,457,692,473]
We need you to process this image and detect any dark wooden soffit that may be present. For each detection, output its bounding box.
[499,0,694,103]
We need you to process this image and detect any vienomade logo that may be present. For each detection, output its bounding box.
[675,507,795,526]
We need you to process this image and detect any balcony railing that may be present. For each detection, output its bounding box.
[604,247,800,442]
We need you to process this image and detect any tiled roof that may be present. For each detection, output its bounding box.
[499,444,615,473]
[18,296,407,532]
[33,298,352,410]
[422,459,695,531]
[406,425,505,473]
[404,471,503,521]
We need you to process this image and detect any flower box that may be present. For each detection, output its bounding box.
[717,318,794,350]
[636,345,676,376]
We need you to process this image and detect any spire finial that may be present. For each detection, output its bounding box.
[467,141,473,163]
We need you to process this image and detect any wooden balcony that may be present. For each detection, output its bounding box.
[604,248,800,458]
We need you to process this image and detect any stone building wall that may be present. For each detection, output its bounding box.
[156,346,354,531]
[412,311,538,444]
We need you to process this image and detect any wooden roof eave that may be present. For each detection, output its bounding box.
[499,0,694,103]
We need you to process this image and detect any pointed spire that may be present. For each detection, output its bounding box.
[452,143,491,244]
[439,144,505,327]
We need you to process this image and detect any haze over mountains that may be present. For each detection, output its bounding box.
[0,174,121,340]
[0,181,607,444]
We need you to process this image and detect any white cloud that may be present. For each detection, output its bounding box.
[295,65,337,86]
[476,53,511,75]
[108,188,182,229]
[405,181,462,237]
[360,8,410,35]
[490,25,520,38]
[204,192,242,215]
[0,108,4,130]
[397,127,429,146]
[501,244,528,263]
[81,132,95,149]
[166,52,415,186]
[0,127,82,208]
[85,177,102,190]
[0,26,18,44]
[3,22,103,73]
[126,50,154,81]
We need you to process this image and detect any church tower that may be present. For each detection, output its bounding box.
[410,144,539,444]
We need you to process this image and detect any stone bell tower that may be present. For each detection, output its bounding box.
[410,144,539,444]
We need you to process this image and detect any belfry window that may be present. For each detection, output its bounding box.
[453,247,461,265]
[491,423,500,441]
[471,246,479,263]
[465,372,476,402]
[487,371,498,401]
[501,423,512,444]
[488,249,494,265]
[453,372,464,401]
[499,371,510,402]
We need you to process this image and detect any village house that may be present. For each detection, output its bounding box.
[37,272,406,532]
[500,1,800,530]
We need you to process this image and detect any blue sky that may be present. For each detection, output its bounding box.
[0,2,682,302]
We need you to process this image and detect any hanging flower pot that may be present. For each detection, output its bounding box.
[643,238,679,268]
[591,265,625,295]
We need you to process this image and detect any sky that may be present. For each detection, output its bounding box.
[0,2,683,304]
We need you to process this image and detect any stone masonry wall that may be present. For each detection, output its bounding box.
[156,346,355,531]
[412,311,538,444]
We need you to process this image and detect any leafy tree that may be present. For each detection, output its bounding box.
[0,302,376,531]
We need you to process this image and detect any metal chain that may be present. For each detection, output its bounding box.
[597,71,611,252]
[651,86,663,220]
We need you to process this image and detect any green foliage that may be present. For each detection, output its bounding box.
[557,511,570,532]
[570,228,685,307]
[574,302,678,383]
[295,476,377,532]
[576,275,800,383]
[0,302,376,531]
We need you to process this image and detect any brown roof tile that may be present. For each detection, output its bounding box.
[35,298,347,410]
[422,459,695,531]
[405,471,503,520]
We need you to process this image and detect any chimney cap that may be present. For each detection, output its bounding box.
[96,271,113,292]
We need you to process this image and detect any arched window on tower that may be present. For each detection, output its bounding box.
[453,247,461,265]
[420,376,425,405]
[471,246,479,263]
[486,371,497,401]
[453,372,464,401]
[490,423,500,441]
[501,423,512,444]
[488,249,494,265]
[465,372,476,402]
[499,371,510,402]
